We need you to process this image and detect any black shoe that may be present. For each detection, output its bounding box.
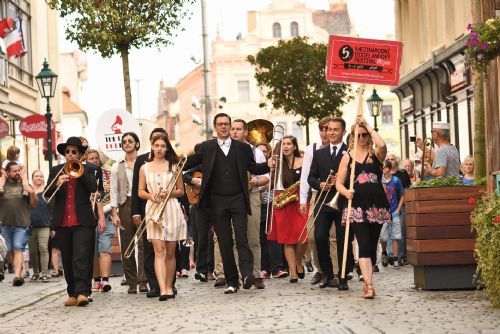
[173,285,177,296]
[329,276,339,288]
[338,278,349,291]
[120,279,128,286]
[0,271,4,282]
[88,297,93,303]
[214,277,226,288]
[13,277,24,286]
[289,277,298,283]
[127,287,137,294]
[310,272,323,285]
[305,261,314,272]
[373,264,380,272]
[319,275,332,289]
[297,266,305,279]
[242,275,254,289]
[224,285,238,294]
[159,294,168,301]
[147,289,160,298]
[139,282,149,293]
[194,272,208,282]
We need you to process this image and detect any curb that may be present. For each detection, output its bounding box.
[0,288,66,318]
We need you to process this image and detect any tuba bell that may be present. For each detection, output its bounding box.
[246,119,274,146]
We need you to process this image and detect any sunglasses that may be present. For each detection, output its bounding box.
[122,139,135,144]
[319,126,328,132]
[65,149,79,155]
[357,132,369,139]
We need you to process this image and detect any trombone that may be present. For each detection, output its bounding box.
[264,125,285,235]
[124,156,187,259]
[298,170,339,244]
[42,159,85,203]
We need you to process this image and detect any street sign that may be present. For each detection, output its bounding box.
[96,109,141,161]
[19,114,55,139]
[326,35,403,86]
[0,117,8,138]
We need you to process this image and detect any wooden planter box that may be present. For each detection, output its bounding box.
[405,185,486,290]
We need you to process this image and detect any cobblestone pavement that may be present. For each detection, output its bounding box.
[1,265,499,334]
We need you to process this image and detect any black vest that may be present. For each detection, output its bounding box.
[209,146,241,196]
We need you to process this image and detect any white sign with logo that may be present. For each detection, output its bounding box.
[96,109,141,161]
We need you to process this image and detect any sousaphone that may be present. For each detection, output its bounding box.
[246,119,274,145]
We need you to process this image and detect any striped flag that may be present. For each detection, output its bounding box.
[0,18,14,38]
[4,16,27,59]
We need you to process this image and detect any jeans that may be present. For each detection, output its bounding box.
[1,225,29,251]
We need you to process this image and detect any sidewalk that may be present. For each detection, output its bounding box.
[0,271,66,317]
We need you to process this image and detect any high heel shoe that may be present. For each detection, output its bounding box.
[297,266,305,279]
[159,295,168,301]
[289,277,298,283]
[363,283,375,299]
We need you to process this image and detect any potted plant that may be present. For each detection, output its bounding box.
[465,18,500,77]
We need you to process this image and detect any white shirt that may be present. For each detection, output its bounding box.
[217,138,232,156]
[330,142,343,158]
[110,159,134,208]
[299,141,327,204]
[249,144,270,193]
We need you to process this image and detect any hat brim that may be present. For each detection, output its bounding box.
[57,143,86,156]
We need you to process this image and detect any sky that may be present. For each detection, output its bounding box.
[59,0,395,146]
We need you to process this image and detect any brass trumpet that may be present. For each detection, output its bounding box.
[265,125,285,235]
[42,159,85,203]
[124,156,187,259]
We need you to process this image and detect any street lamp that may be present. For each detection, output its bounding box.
[366,88,383,132]
[35,59,58,169]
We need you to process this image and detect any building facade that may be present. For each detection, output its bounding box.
[0,0,61,176]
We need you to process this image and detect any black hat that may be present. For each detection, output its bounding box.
[57,136,86,155]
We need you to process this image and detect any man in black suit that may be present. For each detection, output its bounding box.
[45,137,102,307]
[183,113,270,294]
[303,117,354,291]
[131,128,167,298]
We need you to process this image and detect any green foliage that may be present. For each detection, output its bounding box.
[411,176,474,188]
[465,18,500,76]
[470,194,500,307]
[46,0,194,57]
[247,37,352,140]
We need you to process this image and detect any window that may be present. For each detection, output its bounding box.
[290,22,299,37]
[381,105,393,124]
[6,0,32,86]
[237,80,250,101]
[272,22,281,38]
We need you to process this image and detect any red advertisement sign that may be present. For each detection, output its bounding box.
[0,118,8,138]
[326,35,403,86]
[19,114,55,139]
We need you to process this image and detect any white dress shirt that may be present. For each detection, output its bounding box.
[330,142,343,158]
[218,138,232,156]
[299,141,326,204]
[249,144,270,193]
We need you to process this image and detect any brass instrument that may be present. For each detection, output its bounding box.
[42,159,85,203]
[246,119,274,145]
[420,137,433,178]
[273,180,300,209]
[265,125,285,234]
[124,156,187,259]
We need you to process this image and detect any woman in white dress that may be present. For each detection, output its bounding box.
[138,133,186,301]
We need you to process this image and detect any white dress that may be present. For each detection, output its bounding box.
[144,163,187,241]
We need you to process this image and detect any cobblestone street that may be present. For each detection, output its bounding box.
[1,265,499,333]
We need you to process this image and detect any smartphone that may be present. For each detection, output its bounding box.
[409,136,416,142]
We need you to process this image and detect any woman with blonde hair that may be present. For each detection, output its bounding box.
[461,155,475,185]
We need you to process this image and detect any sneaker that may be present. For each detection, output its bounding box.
[381,253,389,267]
[120,279,128,286]
[347,272,354,281]
[224,285,238,294]
[214,277,226,287]
[31,273,40,282]
[253,278,265,289]
[92,281,102,292]
[181,269,189,278]
[259,271,270,279]
[272,270,289,278]
[242,276,254,289]
[393,260,400,268]
[139,282,149,293]
[305,261,314,272]
[388,256,394,266]
[194,272,208,282]
[41,275,50,283]
[24,271,30,278]
[101,281,112,292]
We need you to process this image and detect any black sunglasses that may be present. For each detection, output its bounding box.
[65,149,79,155]
[357,132,369,139]
[319,126,328,131]
[122,139,135,144]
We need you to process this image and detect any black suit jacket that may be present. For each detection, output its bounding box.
[45,162,102,228]
[131,152,149,217]
[308,143,348,212]
[183,139,269,215]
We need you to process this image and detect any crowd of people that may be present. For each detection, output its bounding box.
[0,113,472,305]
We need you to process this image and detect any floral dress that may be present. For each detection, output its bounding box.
[341,153,391,225]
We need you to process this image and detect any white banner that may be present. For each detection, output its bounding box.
[96,109,141,161]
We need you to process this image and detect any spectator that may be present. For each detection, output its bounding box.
[424,122,460,177]
[461,155,475,185]
[1,145,23,170]
[402,158,419,185]
[386,154,411,189]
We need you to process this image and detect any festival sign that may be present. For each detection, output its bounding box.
[96,109,141,161]
[0,118,9,138]
[326,35,403,86]
[19,114,55,139]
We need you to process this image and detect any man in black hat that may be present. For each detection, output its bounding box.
[45,136,102,307]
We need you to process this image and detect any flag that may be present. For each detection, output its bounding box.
[0,18,14,38]
[4,16,27,59]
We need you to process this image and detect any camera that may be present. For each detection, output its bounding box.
[409,136,416,142]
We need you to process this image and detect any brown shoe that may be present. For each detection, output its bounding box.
[253,278,265,289]
[64,297,77,307]
[207,272,216,281]
[76,295,89,306]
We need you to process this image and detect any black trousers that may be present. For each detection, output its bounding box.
[56,225,94,297]
[192,205,214,274]
[142,230,159,291]
[260,204,285,274]
[314,209,354,277]
[352,222,383,264]
[211,193,253,285]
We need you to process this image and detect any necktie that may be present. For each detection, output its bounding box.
[331,146,337,159]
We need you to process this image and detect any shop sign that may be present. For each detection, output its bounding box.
[19,114,55,139]
[401,95,414,113]
[0,118,8,138]
[326,35,403,86]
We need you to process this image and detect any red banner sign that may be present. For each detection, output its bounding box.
[0,118,8,138]
[19,114,55,139]
[326,35,403,86]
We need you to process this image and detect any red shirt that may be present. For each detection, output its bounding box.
[61,178,79,227]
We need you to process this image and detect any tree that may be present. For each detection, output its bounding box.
[247,37,352,144]
[47,0,194,114]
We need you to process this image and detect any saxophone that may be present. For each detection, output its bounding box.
[273,180,300,209]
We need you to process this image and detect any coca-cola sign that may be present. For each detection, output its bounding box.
[0,118,8,138]
[19,114,55,139]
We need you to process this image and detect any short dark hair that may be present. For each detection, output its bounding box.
[122,132,140,150]
[232,119,247,130]
[5,161,18,172]
[149,128,167,140]
[330,117,346,130]
[213,113,231,126]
